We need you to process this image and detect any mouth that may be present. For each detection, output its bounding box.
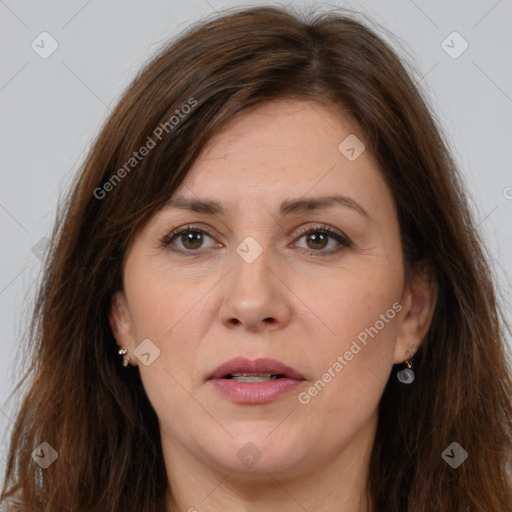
[207,357,306,404]
[223,373,286,383]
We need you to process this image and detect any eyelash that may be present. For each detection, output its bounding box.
[161,223,352,257]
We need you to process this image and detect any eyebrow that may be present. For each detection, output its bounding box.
[165,194,370,220]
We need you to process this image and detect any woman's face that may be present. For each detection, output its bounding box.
[110,98,433,486]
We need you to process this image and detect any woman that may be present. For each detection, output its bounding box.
[1,4,511,511]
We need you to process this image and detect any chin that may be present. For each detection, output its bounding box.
[203,427,309,477]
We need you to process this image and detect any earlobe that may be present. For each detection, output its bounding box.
[413,260,438,339]
[394,260,438,364]
[108,291,132,345]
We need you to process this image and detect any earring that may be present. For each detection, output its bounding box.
[118,347,130,367]
[397,342,415,384]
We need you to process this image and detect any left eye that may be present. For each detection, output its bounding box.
[294,227,348,253]
[162,224,351,256]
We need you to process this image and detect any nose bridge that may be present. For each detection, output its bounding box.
[229,196,277,269]
[231,233,276,302]
[219,230,289,331]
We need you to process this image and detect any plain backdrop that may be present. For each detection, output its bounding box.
[1,0,511,474]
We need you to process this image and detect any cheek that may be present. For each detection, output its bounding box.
[123,263,212,383]
[294,257,403,407]
[124,261,199,338]
[296,290,399,439]
[298,259,402,348]
[125,269,202,418]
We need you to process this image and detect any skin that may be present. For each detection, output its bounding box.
[109,98,437,512]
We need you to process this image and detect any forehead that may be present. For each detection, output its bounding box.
[169,98,391,220]
[198,98,357,160]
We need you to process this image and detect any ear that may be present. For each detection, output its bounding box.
[109,290,137,366]
[394,259,438,364]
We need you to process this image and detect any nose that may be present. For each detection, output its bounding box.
[218,245,291,334]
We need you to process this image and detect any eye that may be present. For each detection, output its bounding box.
[162,225,218,254]
[293,224,352,256]
[161,223,352,257]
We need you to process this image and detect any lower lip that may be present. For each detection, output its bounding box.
[208,378,305,404]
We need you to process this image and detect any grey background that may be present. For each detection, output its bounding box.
[1,0,511,474]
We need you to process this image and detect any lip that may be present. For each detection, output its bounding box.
[207,357,306,405]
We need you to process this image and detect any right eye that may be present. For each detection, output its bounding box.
[161,225,220,255]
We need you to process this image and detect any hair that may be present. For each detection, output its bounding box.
[1,4,511,511]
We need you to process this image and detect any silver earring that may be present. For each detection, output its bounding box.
[397,342,415,384]
[118,347,130,367]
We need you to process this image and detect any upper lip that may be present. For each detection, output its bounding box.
[207,357,305,380]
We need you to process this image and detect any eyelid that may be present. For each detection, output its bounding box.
[293,223,352,254]
[295,223,344,239]
[160,225,214,256]
[161,222,352,255]
[161,223,218,246]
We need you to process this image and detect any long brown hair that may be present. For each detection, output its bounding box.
[1,5,511,511]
